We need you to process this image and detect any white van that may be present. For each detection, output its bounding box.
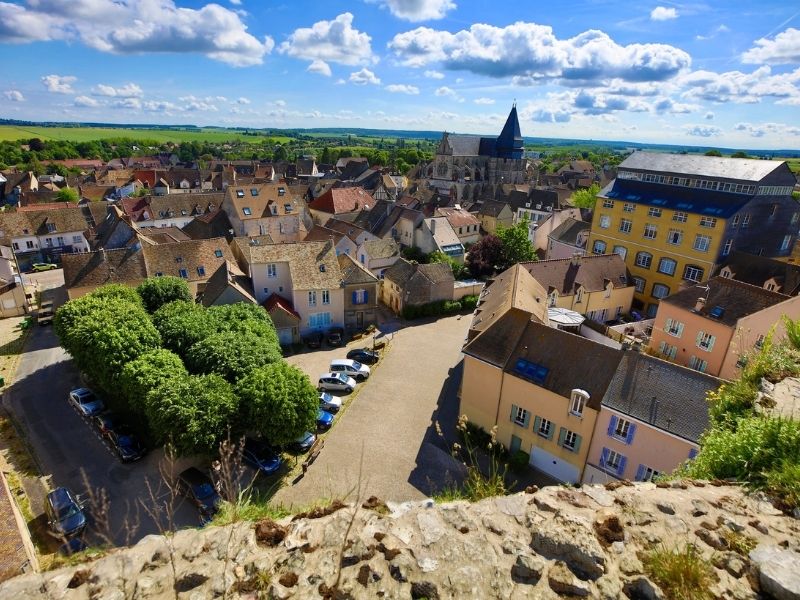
[329,358,370,381]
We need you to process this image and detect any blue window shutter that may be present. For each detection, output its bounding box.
[352,291,357,304]
[616,455,627,477]
[573,434,582,453]
[625,423,637,445]
[635,464,645,481]
[523,411,531,428]
[533,416,541,434]
[688,448,698,459]
[364,290,368,303]
[557,427,567,447]
[600,447,609,468]
[607,415,618,437]
[510,404,518,423]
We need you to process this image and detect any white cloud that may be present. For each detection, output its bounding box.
[0,0,273,67]
[695,24,729,41]
[92,83,143,98]
[179,95,220,111]
[704,111,714,120]
[434,86,461,100]
[274,99,287,107]
[734,122,800,137]
[679,66,800,104]
[111,98,141,110]
[474,97,495,104]
[41,74,76,94]
[650,6,678,21]
[684,124,721,137]
[349,68,381,85]
[742,28,800,65]
[371,0,456,22]
[526,107,572,123]
[386,83,420,94]
[279,13,373,66]
[652,97,698,114]
[237,97,251,104]
[74,95,99,107]
[388,22,691,83]
[3,90,24,102]
[230,0,242,4]
[307,59,332,77]
[143,100,178,112]
[424,69,445,79]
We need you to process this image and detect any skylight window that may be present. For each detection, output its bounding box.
[242,207,252,216]
[513,358,549,385]
[214,249,223,258]
[251,188,259,196]
[709,306,725,319]
[236,189,245,198]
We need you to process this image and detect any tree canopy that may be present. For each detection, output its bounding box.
[496,216,536,269]
[136,277,192,313]
[465,234,504,278]
[152,300,217,357]
[570,183,601,209]
[185,331,282,383]
[56,187,79,203]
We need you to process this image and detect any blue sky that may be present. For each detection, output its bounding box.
[0,0,799,148]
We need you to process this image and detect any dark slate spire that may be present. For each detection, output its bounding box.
[495,104,524,159]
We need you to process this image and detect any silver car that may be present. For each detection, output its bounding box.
[319,391,342,413]
[318,372,357,393]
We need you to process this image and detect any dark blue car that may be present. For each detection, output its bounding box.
[45,487,86,539]
[177,467,221,521]
[106,427,146,462]
[317,409,334,431]
[242,438,283,476]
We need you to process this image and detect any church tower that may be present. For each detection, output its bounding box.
[495,104,524,160]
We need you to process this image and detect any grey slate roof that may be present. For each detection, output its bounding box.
[717,251,800,296]
[548,218,590,246]
[444,135,483,157]
[619,152,786,183]
[362,238,399,260]
[337,253,379,285]
[602,352,720,443]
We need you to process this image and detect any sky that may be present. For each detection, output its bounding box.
[0,0,799,149]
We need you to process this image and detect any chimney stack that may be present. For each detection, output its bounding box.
[570,252,581,266]
[695,297,706,312]
[431,218,436,234]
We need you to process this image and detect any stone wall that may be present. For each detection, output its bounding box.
[2,482,798,599]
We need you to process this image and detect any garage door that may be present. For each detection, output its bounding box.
[530,446,579,483]
[277,327,293,345]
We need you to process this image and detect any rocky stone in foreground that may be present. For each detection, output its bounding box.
[2,482,798,599]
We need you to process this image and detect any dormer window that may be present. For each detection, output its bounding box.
[236,189,245,198]
[271,205,277,216]
[548,291,557,307]
[575,287,584,304]
[181,209,187,216]
[175,256,183,263]
[570,389,589,417]
[242,207,252,216]
[46,223,57,233]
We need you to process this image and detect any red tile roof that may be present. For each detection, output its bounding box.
[308,187,373,215]
[262,293,301,320]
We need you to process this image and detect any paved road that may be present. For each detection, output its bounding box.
[274,314,470,509]
[3,271,199,547]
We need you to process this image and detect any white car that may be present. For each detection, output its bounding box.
[318,372,357,393]
[319,392,342,413]
[329,359,370,381]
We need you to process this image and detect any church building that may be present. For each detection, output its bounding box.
[424,105,528,202]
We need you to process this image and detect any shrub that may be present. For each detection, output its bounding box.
[461,295,479,310]
[509,450,529,473]
[643,544,715,600]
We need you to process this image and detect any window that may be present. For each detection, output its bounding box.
[25,240,34,249]
[781,235,792,251]
[592,240,606,255]
[242,207,252,216]
[683,265,704,282]
[308,312,332,328]
[72,235,82,244]
[197,266,205,277]
[741,214,750,228]
[700,216,717,228]
[352,289,368,305]
[693,234,711,252]
[618,219,632,234]
[672,211,688,223]
[612,245,627,260]
[608,415,636,444]
[643,224,657,240]
[322,290,330,305]
[570,389,588,416]
[263,288,269,295]
[548,291,558,307]
[236,189,245,198]
[178,268,188,278]
[688,356,708,372]
[755,334,765,349]
[46,223,57,233]
[731,214,740,227]
[652,283,670,299]
[635,465,661,482]
[602,199,614,209]
[308,291,317,307]
[513,358,549,385]
[722,239,733,256]
[11,242,18,251]
[648,207,662,217]
[511,405,530,428]
[633,277,646,293]
[665,318,684,337]
[560,428,581,452]
[635,252,652,269]
[667,228,683,246]
[600,448,627,476]
[657,257,677,276]
[56,236,65,246]
[599,215,611,229]
[575,287,584,303]
[623,203,635,213]
[267,263,277,278]
[535,416,553,439]
[696,331,715,351]
[250,188,259,196]
[658,341,678,359]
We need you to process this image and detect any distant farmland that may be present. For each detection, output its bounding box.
[0,125,290,144]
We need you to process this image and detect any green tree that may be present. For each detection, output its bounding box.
[570,183,601,209]
[704,149,722,157]
[152,300,217,357]
[120,349,188,417]
[429,250,468,280]
[145,374,239,456]
[208,302,280,348]
[55,187,79,203]
[88,283,143,307]
[731,151,749,159]
[185,331,282,383]
[136,277,192,313]
[496,216,536,269]
[236,362,318,445]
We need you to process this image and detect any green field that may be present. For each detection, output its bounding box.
[0,125,291,144]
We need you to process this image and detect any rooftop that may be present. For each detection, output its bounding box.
[548,217,590,246]
[521,254,630,295]
[244,240,341,290]
[308,187,373,215]
[718,251,800,296]
[619,152,788,183]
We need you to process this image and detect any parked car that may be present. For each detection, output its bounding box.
[318,372,357,393]
[176,467,221,521]
[346,348,379,365]
[329,358,370,381]
[32,262,58,272]
[318,392,342,413]
[68,388,105,417]
[106,426,146,462]
[90,413,117,436]
[37,301,54,326]
[287,431,317,453]
[317,409,334,430]
[305,332,324,349]
[242,438,283,476]
[45,487,86,539]
[327,327,344,347]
